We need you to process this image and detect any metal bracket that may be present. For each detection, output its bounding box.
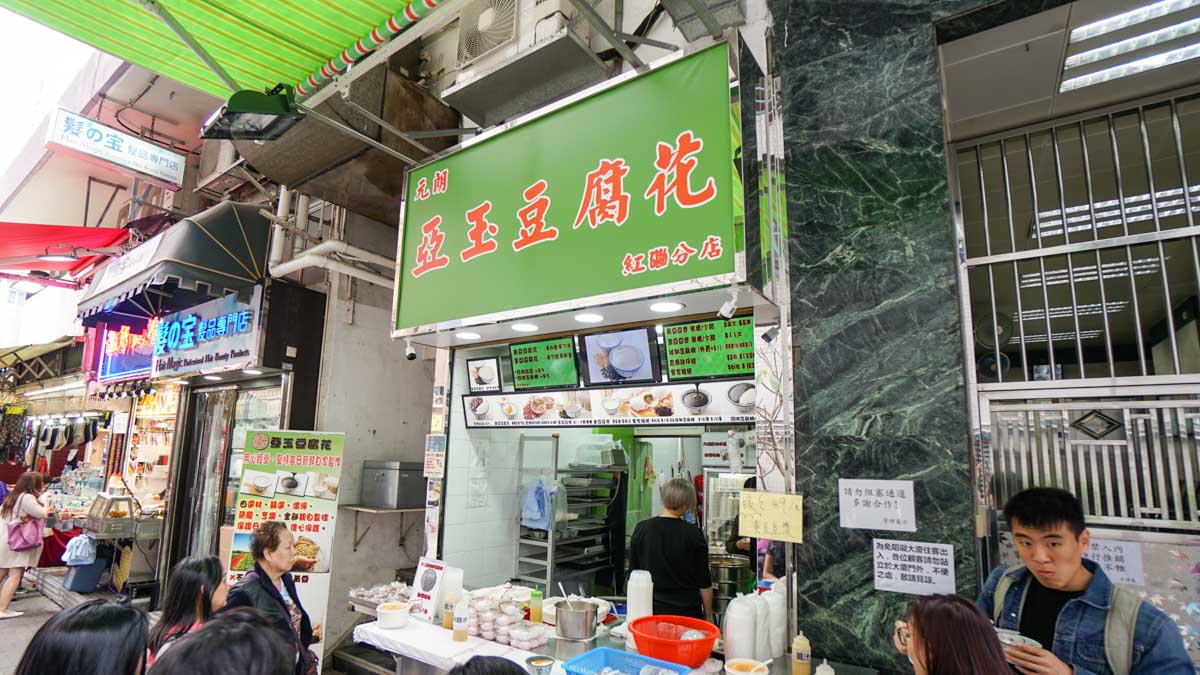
[566,0,648,71]
[135,0,241,93]
[337,94,436,155]
[403,128,482,139]
[298,103,418,165]
[613,32,679,51]
[680,0,724,39]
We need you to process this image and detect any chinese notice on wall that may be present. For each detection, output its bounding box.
[873,539,955,596]
[838,479,916,532]
[152,287,261,378]
[663,317,754,380]
[227,430,345,668]
[1087,538,1145,586]
[394,43,739,332]
[738,491,803,543]
[509,337,579,390]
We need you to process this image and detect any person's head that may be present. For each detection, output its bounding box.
[449,656,530,675]
[149,608,292,675]
[150,555,228,652]
[660,477,698,516]
[1003,487,1090,590]
[742,477,757,490]
[1,471,45,519]
[902,594,1010,675]
[15,599,148,675]
[251,521,296,576]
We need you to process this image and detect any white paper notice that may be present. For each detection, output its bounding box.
[874,539,955,596]
[1087,539,1145,586]
[839,479,916,532]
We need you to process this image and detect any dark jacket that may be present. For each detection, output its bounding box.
[223,562,314,666]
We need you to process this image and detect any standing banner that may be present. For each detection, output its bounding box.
[227,430,345,667]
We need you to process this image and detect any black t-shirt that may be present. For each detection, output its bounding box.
[629,516,713,619]
[1019,578,1083,651]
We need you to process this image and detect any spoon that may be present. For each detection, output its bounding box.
[558,582,578,611]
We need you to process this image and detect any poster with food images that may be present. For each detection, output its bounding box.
[466,357,502,393]
[228,430,345,668]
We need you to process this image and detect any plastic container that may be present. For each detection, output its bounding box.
[63,558,107,593]
[629,615,720,668]
[563,647,691,675]
[442,567,464,629]
[791,632,811,675]
[814,660,834,675]
[452,595,470,641]
[627,570,654,650]
[529,588,543,623]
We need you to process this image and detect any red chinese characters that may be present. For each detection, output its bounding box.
[698,235,723,260]
[410,215,449,278]
[574,159,631,229]
[671,241,698,266]
[644,130,717,216]
[460,200,499,262]
[414,177,431,201]
[432,169,449,195]
[647,246,669,271]
[622,253,647,276]
[513,180,558,251]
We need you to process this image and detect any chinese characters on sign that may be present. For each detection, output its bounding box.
[1086,539,1145,586]
[509,338,579,390]
[97,322,155,382]
[663,317,754,380]
[739,491,803,543]
[873,539,955,596]
[838,479,917,533]
[151,287,261,378]
[47,108,186,188]
[424,434,446,479]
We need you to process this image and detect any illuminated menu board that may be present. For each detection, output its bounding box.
[509,337,579,390]
[663,317,754,380]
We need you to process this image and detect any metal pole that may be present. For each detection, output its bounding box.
[565,0,648,71]
[338,97,435,155]
[298,104,418,165]
[135,0,241,93]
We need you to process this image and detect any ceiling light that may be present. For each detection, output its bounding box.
[574,313,604,323]
[37,247,79,262]
[201,84,305,141]
[202,375,223,381]
[650,301,685,313]
[242,369,263,375]
[1065,16,1200,70]
[511,323,539,333]
[1060,41,1200,92]
[455,331,482,340]
[655,324,664,334]
[1069,0,1200,43]
[170,379,189,384]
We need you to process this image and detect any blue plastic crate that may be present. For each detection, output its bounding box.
[562,647,691,675]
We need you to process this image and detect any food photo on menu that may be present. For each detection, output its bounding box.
[580,327,660,386]
[240,469,277,497]
[274,470,310,497]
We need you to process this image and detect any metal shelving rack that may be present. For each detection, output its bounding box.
[514,433,624,592]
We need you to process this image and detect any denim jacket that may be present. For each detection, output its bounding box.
[977,559,1194,675]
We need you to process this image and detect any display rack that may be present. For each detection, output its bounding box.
[514,434,624,593]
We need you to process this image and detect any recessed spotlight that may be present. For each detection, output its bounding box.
[202,375,223,381]
[650,301,684,313]
[242,369,263,375]
[511,323,539,332]
[574,313,604,323]
[455,331,482,340]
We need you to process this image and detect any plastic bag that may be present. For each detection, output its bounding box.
[721,594,756,661]
[751,592,771,661]
[763,584,787,658]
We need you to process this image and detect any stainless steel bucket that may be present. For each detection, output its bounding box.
[555,601,598,641]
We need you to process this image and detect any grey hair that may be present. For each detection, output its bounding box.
[660,477,697,512]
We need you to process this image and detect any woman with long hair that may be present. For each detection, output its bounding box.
[893,594,1011,675]
[0,471,48,619]
[147,555,229,664]
[15,598,148,675]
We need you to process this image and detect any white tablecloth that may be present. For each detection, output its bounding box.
[354,619,566,674]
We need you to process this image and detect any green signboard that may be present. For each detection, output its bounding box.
[510,337,579,390]
[394,43,740,332]
[663,316,754,380]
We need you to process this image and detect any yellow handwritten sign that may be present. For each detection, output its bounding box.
[739,491,804,543]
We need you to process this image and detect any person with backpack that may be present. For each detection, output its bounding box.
[978,487,1192,674]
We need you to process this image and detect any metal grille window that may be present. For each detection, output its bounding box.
[953,94,1200,383]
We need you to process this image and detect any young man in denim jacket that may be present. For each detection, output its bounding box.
[977,488,1192,674]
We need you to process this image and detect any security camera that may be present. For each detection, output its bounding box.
[405,339,417,361]
[718,287,740,320]
[762,326,780,343]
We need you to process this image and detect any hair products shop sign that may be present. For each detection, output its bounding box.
[151,287,261,378]
[394,42,740,333]
[47,108,186,189]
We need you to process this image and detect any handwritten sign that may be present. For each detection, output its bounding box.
[739,491,803,543]
[839,479,916,532]
[873,539,955,596]
[1087,538,1145,586]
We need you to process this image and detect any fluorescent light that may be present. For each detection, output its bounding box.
[170,379,189,384]
[1008,330,1105,345]
[649,301,684,313]
[1065,16,1200,70]
[511,323,539,333]
[36,247,78,262]
[1031,184,1200,238]
[1019,258,1162,287]
[1060,40,1200,92]
[242,368,263,375]
[455,331,482,340]
[1019,301,1129,321]
[202,375,223,381]
[574,313,604,323]
[1069,0,1200,43]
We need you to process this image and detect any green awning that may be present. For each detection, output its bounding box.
[0,0,419,98]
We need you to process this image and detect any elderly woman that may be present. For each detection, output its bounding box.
[629,477,713,621]
[223,521,316,675]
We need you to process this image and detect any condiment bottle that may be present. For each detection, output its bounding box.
[791,632,812,675]
[529,589,543,624]
[442,566,464,629]
[814,659,834,675]
[453,594,471,642]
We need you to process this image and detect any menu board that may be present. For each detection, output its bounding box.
[229,430,345,669]
[663,316,754,380]
[509,337,579,390]
[578,327,661,387]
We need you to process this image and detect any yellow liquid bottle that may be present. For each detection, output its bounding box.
[529,589,543,624]
[791,632,812,675]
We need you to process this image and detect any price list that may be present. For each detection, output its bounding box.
[663,317,754,380]
[510,337,579,390]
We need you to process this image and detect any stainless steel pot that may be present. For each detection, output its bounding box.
[554,601,598,641]
[709,554,754,584]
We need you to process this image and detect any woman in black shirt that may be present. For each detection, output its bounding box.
[629,478,713,621]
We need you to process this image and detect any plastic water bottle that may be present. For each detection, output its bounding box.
[626,570,654,651]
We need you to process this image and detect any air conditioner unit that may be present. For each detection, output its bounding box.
[440,0,606,127]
